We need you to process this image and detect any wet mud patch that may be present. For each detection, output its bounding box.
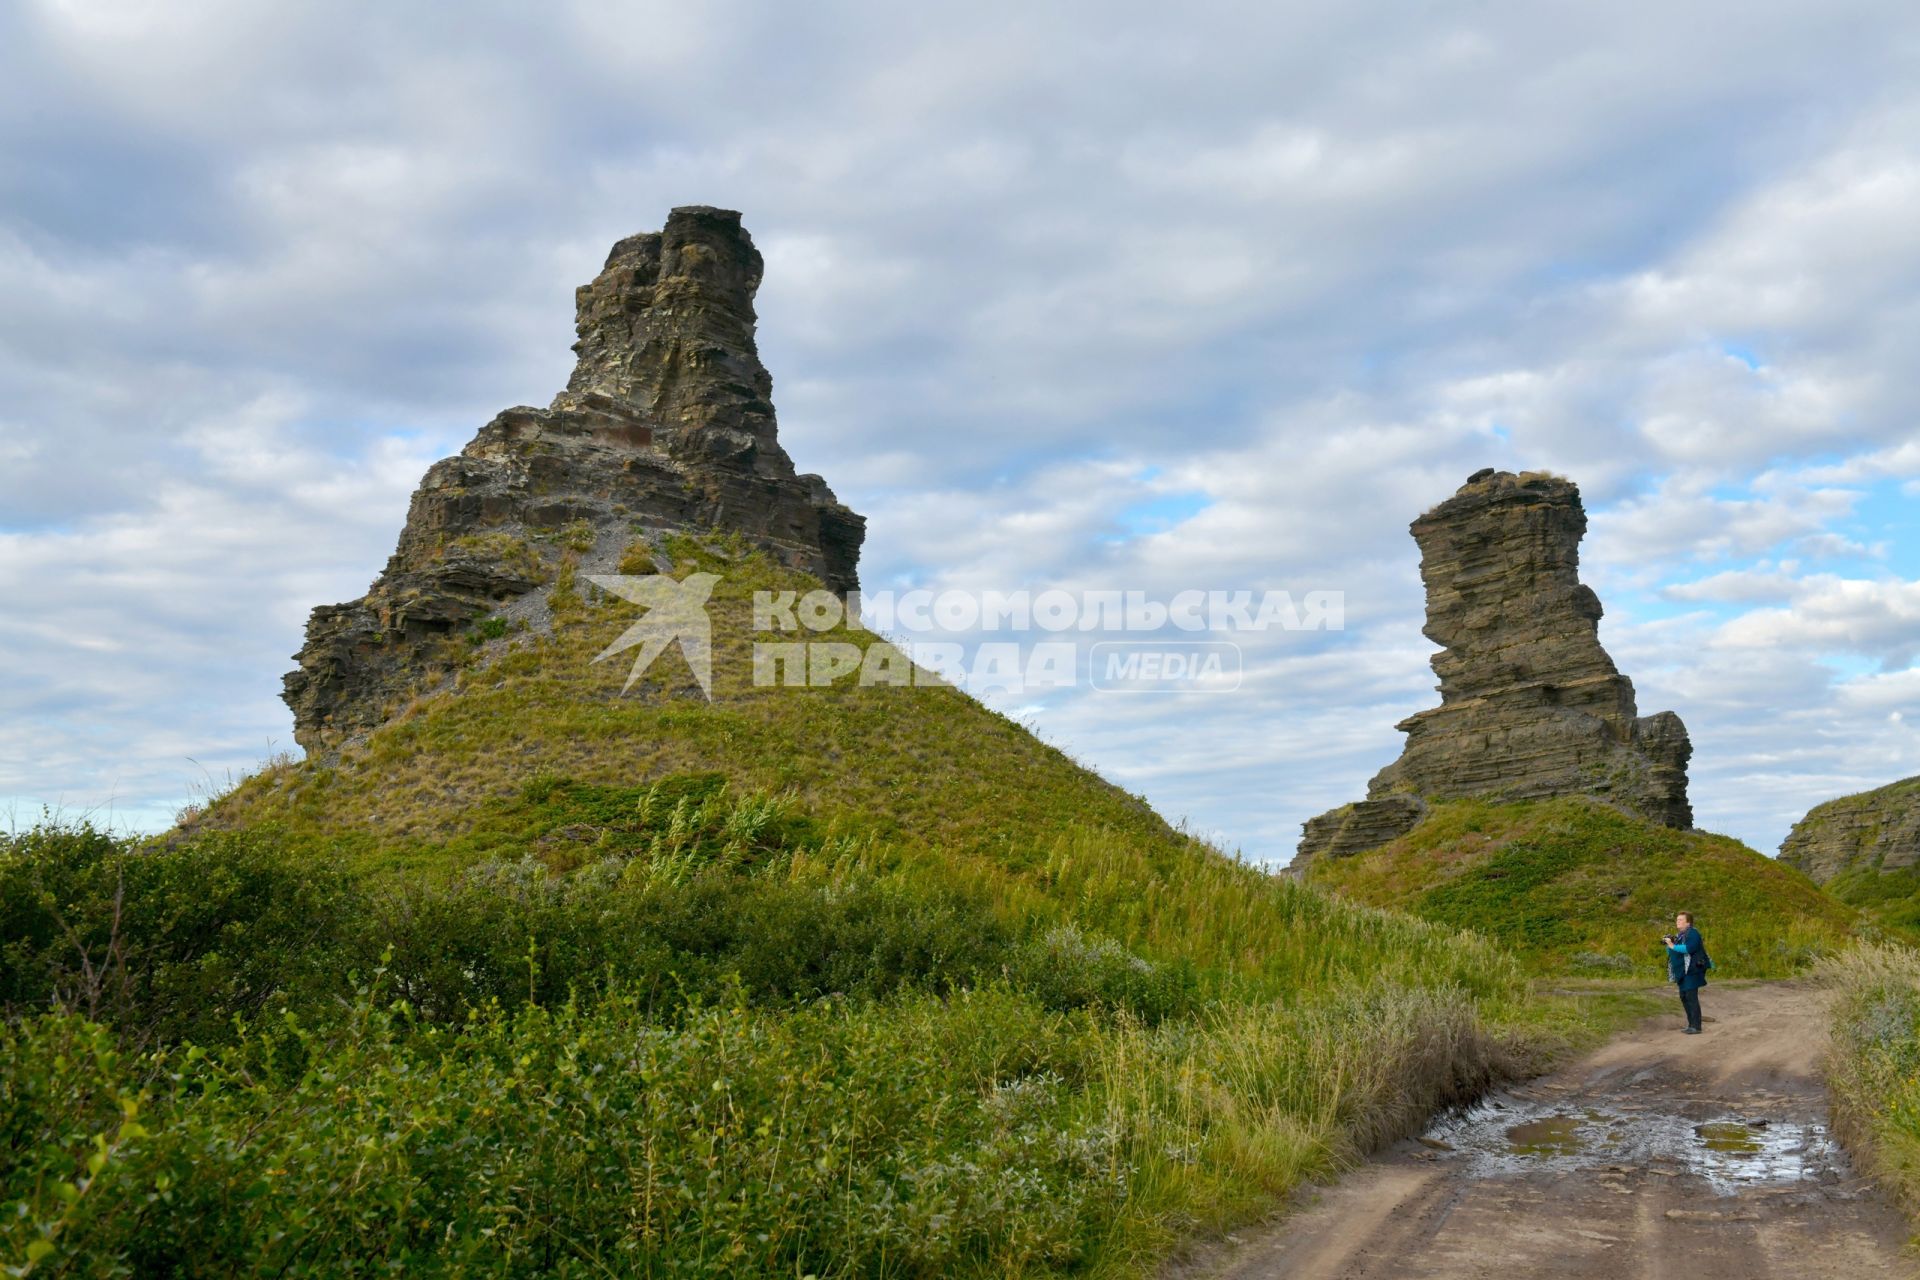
[1422,1091,1842,1193]
[1504,1114,1587,1157]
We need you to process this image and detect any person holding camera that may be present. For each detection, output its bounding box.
[1663,911,1709,1034]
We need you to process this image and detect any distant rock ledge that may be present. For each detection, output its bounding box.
[1778,775,1920,885]
[1296,468,1692,864]
[283,207,865,757]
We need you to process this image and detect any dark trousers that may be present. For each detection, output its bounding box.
[1678,986,1702,1030]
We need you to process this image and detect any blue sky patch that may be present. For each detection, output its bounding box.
[1115,491,1212,537]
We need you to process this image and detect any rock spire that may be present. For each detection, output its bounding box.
[1296,469,1692,862]
[283,207,864,755]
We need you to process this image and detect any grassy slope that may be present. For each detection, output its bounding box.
[1828,863,1920,935]
[1300,796,1859,979]
[199,535,1183,884]
[193,536,1628,1014]
[1801,778,1920,934]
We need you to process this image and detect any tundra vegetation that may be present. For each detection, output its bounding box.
[2,808,1633,1278]
[0,543,1876,1274]
[0,546,1658,1276]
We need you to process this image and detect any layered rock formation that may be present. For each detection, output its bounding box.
[1297,469,1692,863]
[1778,776,1920,885]
[284,207,865,755]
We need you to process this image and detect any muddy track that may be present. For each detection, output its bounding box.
[1180,982,1916,1279]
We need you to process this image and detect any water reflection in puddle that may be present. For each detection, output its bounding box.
[1422,1100,1839,1193]
[1694,1121,1766,1154]
[1505,1115,1585,1157]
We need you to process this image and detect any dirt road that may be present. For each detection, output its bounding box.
[1188,982,1916,1279]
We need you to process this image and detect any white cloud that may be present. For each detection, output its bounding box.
[1717,577,1920,667]
[6,0,1920,859]
[1664,569,1804,605]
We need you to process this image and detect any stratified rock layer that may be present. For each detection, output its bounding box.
[1297,469,1692,863]
[1778,776,1920,885]
[284,207,864,755]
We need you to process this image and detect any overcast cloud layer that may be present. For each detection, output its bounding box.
[3,0,1918,860]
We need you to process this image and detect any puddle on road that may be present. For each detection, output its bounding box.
[1695,1121,1766,1154]
[1424,1098,1840,1193]
[1505,1115,1586,1157]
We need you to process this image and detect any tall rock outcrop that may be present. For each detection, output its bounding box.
[1297,469,1692,863]
[1779,776,1920,885]
[284,207,865,756]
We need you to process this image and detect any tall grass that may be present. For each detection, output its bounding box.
[1821,942,1920,1237]
[1,979,1502,1277]
[0,816,1531,1277]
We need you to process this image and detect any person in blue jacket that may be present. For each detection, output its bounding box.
[1664,911,1709,1034]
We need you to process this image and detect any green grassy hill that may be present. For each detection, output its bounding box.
[194,533,1187,884]
[1299,795,1859,978]
[196,532,1548,1001]
[8,534,1653,1278]
[1825,862,1920,935]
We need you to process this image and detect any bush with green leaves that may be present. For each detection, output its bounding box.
[370,853,1038,1021]
[0,825,365,1045]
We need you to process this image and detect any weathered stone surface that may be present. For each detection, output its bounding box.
[1778,776,1920,885]
[284,207,864,756]
[1297,796,1430,861]
[1297,469,1692,863]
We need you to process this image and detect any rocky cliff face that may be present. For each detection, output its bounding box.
[1297,469,1692,863]
[284,207,865,756]
[1778,776,1920,885]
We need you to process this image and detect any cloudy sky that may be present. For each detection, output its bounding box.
[3,0,1918,862]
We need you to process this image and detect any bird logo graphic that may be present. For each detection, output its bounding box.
[585,572,720,698]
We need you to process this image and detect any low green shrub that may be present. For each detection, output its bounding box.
[0,825,364,1045]
[372,856,1036,1021]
